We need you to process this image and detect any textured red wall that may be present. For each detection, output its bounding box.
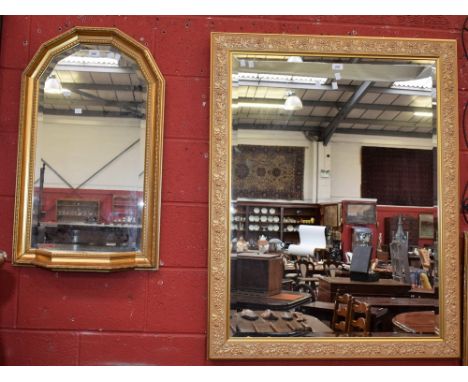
[0,15,465,366]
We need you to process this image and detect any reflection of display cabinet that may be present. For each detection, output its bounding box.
[56,200,100,223]
[231,201,320,245]
[112,195,139,223]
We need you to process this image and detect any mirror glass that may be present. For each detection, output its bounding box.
[32,44,146,252]
[229,54,439,338]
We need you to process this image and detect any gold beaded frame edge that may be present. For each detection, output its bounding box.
[13,27,165,271]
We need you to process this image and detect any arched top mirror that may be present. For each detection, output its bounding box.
[13,27,165,271]
[209,33,459,359]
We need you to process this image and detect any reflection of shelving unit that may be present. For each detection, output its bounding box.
[231,201,320,245]
[112,195,139,223]
[56,199,100,223]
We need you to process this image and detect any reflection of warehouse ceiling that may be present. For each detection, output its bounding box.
[39,45,147,120]
[232,56,436,143]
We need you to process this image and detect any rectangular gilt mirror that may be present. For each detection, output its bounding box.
[209,33,460,359]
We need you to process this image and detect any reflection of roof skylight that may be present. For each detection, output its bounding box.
[233,72,327,85]
[391,76,433,90]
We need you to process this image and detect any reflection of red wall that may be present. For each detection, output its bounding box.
[39,188,143,223]
[376,205,436,248]
[0,16,463,366]
[341,205,436,255]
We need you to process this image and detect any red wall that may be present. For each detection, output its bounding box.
[0,15,465,366]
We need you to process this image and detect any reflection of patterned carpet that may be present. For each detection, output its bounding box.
[232,145,304,199]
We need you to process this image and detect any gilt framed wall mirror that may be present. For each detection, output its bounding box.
[209,33,460,359]
[13,27,165,271]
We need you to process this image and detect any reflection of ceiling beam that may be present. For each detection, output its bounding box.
[235,80,432,97]
[233,115,432,129]
[235,97,433,113]
[233,124,433,139]
[70,88,143,117]
[322,80,372,145]
[41,108,145,119]
[43,98,143,109]
[60,83,146,92]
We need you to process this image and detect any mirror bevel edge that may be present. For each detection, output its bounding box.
[12,27,165,271]
[208,32,460,360]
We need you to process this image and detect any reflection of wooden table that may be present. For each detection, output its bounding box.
[231,291,311,311]
[392,311,439,334]
[356,296,439,311]
[317,276,412,302]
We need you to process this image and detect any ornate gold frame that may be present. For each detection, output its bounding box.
[464,232,468,365]
[208,33,460,359]
[13,27,165,271]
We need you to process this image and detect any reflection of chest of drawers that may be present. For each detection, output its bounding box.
[232,253,283,296]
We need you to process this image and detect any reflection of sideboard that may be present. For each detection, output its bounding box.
[41,222,142,250]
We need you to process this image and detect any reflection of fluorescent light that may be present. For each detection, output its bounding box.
[414,111,433,117]
[392,77,433,90]
[287,56,303,63]
[232,102,284,109]
[58,55,120,67]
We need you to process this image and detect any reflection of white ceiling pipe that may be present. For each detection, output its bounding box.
[232,58,434,83]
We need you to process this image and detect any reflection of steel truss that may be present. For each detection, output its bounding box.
[35,138,141,190]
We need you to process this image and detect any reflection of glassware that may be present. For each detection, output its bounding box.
[257,235,269,254]
[389,216,411,283]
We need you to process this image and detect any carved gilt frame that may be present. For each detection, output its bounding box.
[13,27,165,271]
[208,32,459,359]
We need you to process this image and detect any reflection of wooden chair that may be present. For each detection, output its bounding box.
[323,259,344,277]
[349,299,371,335]
[331,293,352,333]
[295,258,319,300]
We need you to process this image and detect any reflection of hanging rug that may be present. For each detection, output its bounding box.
[232,144,304,199]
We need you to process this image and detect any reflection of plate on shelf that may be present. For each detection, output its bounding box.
[273,216,279,223]
[249,216,255,222]
[261,208,268,214]
[269,208,275,214]
[253,208,260,214]
[274,225,279,231]
[260,216,267,222]
[287,225,294,232]
[267,216,273,222]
